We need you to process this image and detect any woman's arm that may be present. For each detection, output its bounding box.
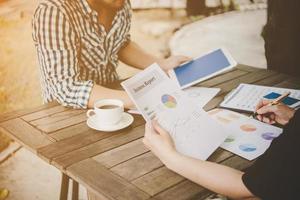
[143,121,255,200]
[166,152,253,199]
[118,41,190,70]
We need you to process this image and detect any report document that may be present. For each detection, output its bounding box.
[122,64,229,160]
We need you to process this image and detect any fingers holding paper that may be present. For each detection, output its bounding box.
[143,120,177,164]
[255,100,295,125]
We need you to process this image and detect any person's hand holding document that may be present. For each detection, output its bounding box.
[122,63,229,160]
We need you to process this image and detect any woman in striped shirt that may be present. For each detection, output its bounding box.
[32,0,189,109]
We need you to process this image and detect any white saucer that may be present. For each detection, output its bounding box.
[87,113,134,132]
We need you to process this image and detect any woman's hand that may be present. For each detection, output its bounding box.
[158,55,191,72]
[143,120,177,164]
[255,99,295,125]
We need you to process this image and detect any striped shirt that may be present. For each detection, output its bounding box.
[32,0,131,108]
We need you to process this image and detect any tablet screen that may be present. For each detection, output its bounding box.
[174,49,231,87]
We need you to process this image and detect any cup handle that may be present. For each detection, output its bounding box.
[86,109,95,118]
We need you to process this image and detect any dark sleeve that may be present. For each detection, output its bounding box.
[242,109,300,200]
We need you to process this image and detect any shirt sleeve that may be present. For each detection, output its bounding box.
[120,0,132,47]
[32,4,93,109]
[242,110,300,200]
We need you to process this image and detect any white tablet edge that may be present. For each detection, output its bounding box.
[168,48,237,89]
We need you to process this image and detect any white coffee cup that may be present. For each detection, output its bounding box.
[86,99,124,125]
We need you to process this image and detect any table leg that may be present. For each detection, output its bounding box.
[87,191,105,200]
[59,173,69,200]
[72,180,79,200]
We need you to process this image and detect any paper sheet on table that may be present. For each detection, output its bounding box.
[183,87,220,107]
[128,87,220,115]
[208,108,283,160]
[122,64,229,160]
[220,83,300,112]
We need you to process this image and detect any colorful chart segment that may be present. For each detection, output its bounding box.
[161,94,177,108]
[239,144,257,152]
[240,124,257,132]
[224,137,235,143]
[261,132,277,140]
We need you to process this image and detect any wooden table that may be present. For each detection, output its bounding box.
[1,64,299,200]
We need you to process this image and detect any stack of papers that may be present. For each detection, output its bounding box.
[209,108,283,160]
[122,64,287,161]
[122,64,229,160]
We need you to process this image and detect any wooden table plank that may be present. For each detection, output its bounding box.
[274,80,300,89]
[236,64,260,72]
[130,148,235,198]
[48,114,145,141]
[0,118,53,153]
[52,125,145,170]
[1,65,298,200]
[198,69,249,88]
[38,129,120,162]
[67,159,150,200]
[30,110,84,126]
[49,122,92,141]
[111,152,163,181]
[21,105,69,122]
[216,70,277,95]
[221,156,254,171]
[92,138,148,168]
[0,101,58,123]
[153,180,208,200]
[132,166,185,196]
[34,112,87,133]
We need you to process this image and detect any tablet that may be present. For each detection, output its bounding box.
[169,48,237,89]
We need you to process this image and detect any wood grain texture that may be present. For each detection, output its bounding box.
[236,64,260,72]
[0,102,58,123]
[30,109,84,126]
[93,138,148,168]
[67,159,150,200]
[52,125,145,170]
[216,70,277,95]
[221,155,255,171]
[49,122,92,141]
[59,173,70,200]
[132,166,185,196]
[208,148,233,163]
[130,114,146,128]
[0,118,53,153]
[198,69,249,88]
[38,129,118,162]
[1,66,298,200]
[274,80,300,89]
[33,112,87,133]
[111,152,163,181]
[22,105,69,122]
[153,180,208,200]
[48,114,144,142]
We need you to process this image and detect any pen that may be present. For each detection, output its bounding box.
[251,91,291,118]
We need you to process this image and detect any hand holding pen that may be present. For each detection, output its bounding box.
[254,92,295,125]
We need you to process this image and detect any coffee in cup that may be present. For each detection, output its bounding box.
[87,99,124,125]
